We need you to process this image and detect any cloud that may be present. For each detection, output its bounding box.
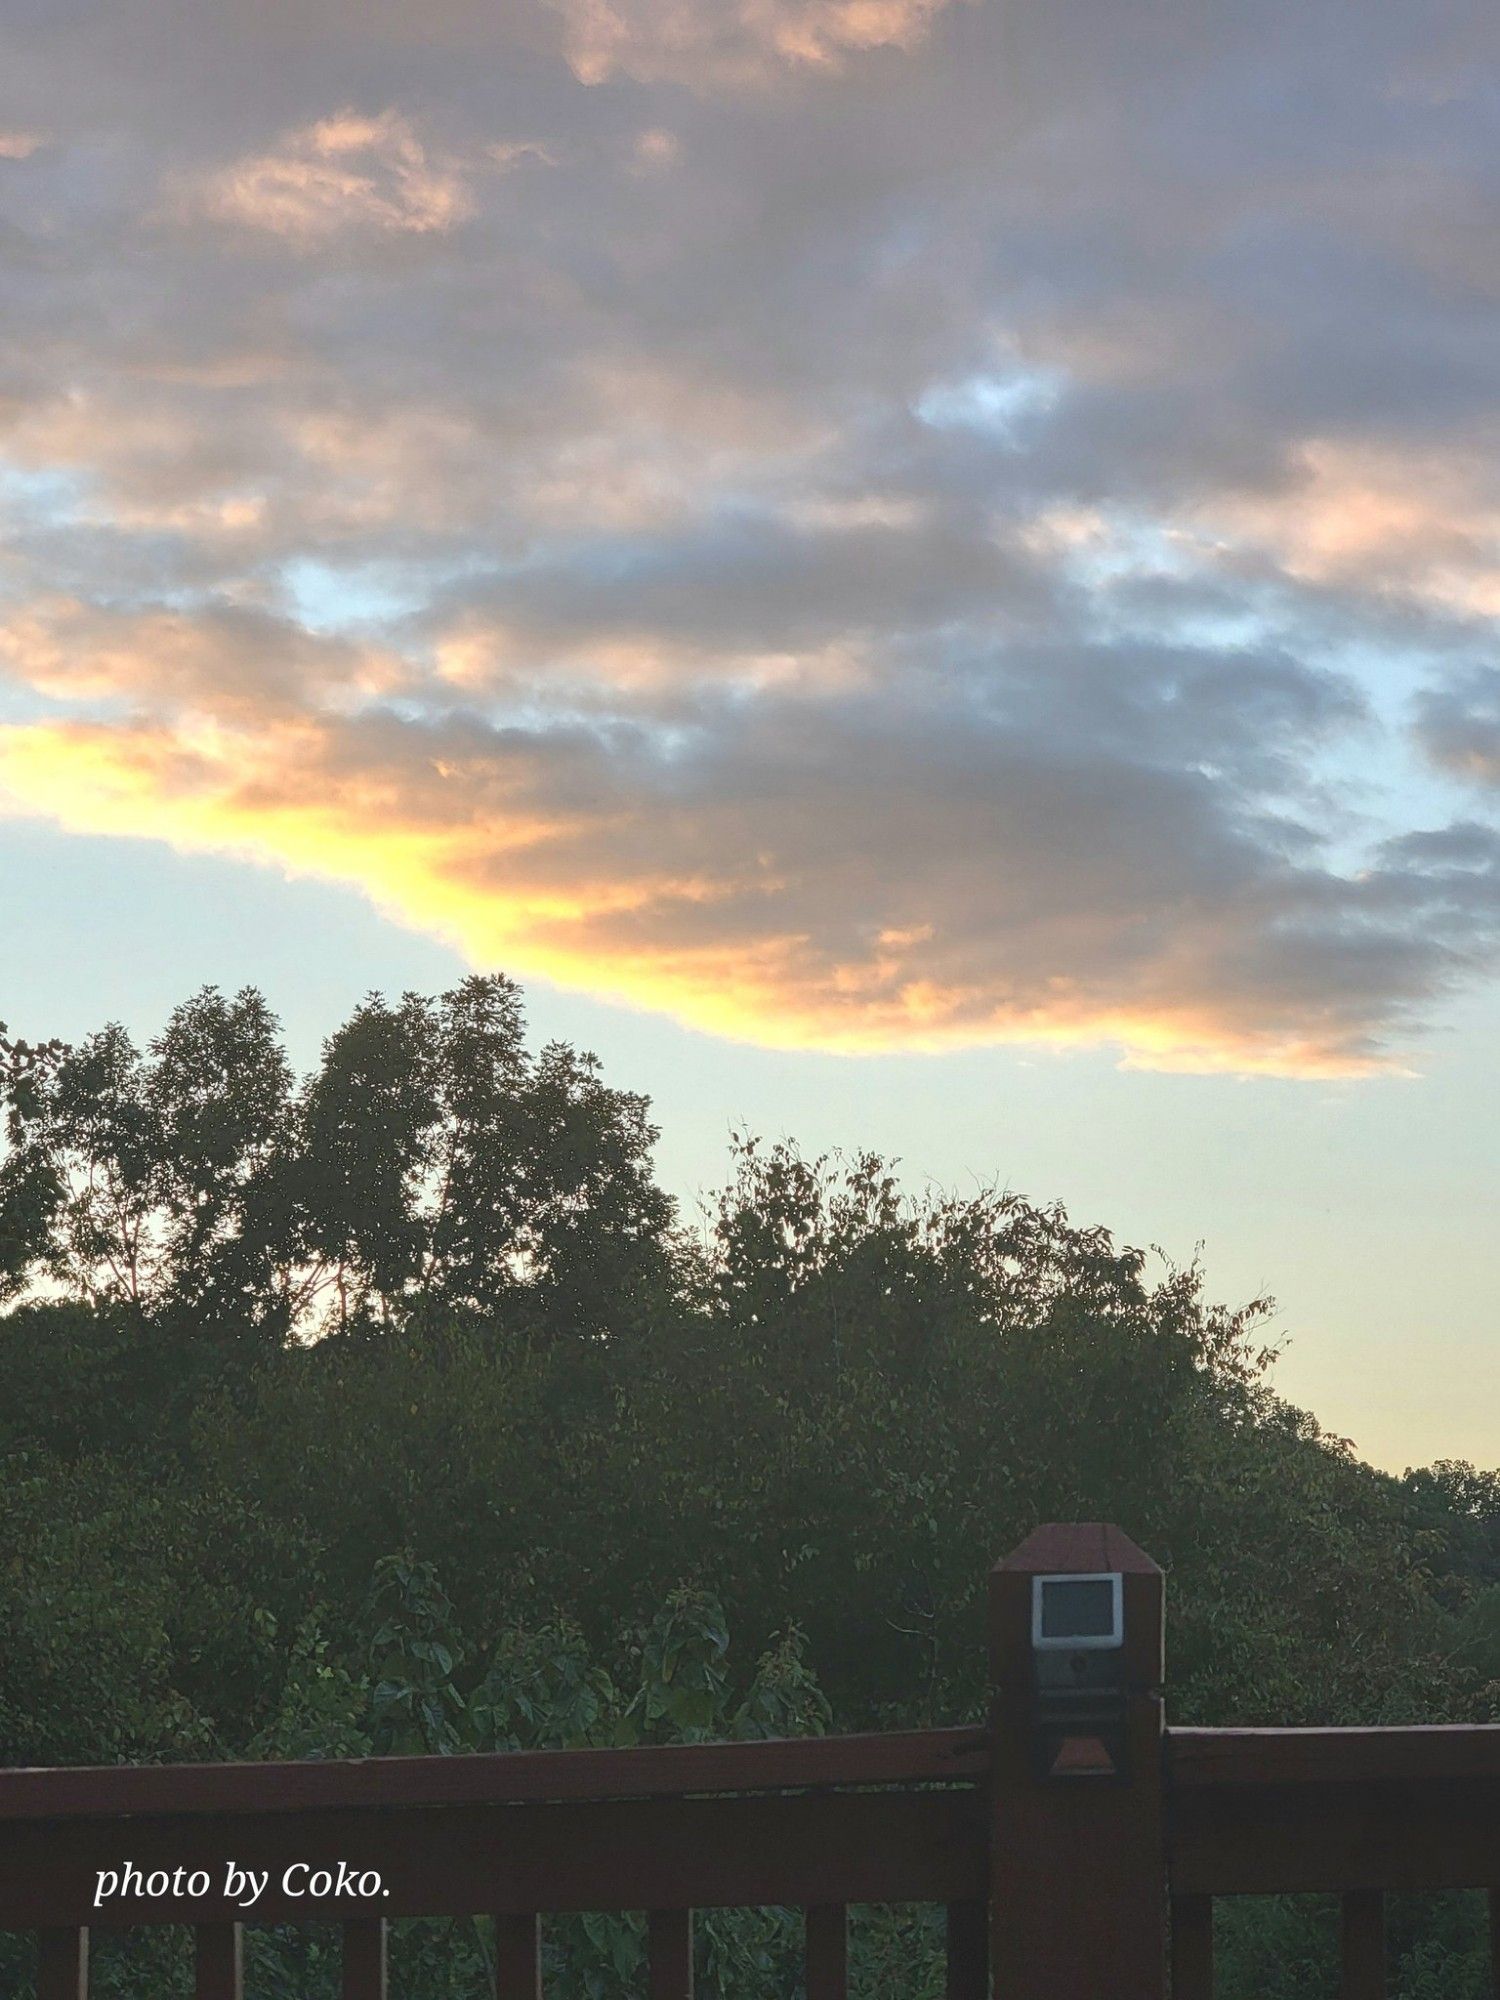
[0,598,402,718]
[191,111,473,243]
[547,0,964,85]
[1193,440,1500,621]
[1415,669,1500,789]
[0,611,1489,1075]
[0,132,46,160]
[2,0,1500,1076]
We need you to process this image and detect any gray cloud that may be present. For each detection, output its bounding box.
[1415,670,1500,789]
[1,0,1499,1070]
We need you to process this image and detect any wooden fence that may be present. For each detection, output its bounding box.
[2,1523,1496,1997]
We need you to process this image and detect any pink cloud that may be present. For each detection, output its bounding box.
[549,0,964,85]
[193,110,473,243]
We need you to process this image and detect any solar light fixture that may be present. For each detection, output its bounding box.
[1028,1570,1128,1781]
[1030,1571,1124,1652]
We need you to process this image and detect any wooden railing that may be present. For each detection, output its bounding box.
[1166,1724,1500,1998]
[2,1524,1497,1997]
[0,1728,990,1997]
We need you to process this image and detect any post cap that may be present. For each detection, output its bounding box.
[993,1522,1161,1579]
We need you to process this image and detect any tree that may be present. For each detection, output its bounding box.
[0,989,290,1325]
[0,975,676,1347]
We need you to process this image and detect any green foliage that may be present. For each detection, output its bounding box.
[470,1619,619,1750]
[245,1610,372,1762]
[0,1454,212,1767]
[1212,1893,1498,2000]
[0,1448,323,1768]
[1,979,1496,1996]
[365,1554,467,1754]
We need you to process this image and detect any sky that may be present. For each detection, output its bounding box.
[1,0,1498,1472]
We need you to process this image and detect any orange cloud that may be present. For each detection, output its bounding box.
[0,599,403,716]
[192,110,472,242]
[0,705,1421,1078]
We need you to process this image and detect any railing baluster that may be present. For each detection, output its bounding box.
[648,1908,693,2000]
[494,1912,542,1998]
[342,1917,388,1998]
[944,1899,987,1999]
[805,1903,847,1999]
[1340,1890,1385,1998]
[194,1923,243,2000]
[36,1928,88,1999]
[1170,1894,1213,1997]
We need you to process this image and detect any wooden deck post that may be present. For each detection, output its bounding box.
[988,1524,1167,1999]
